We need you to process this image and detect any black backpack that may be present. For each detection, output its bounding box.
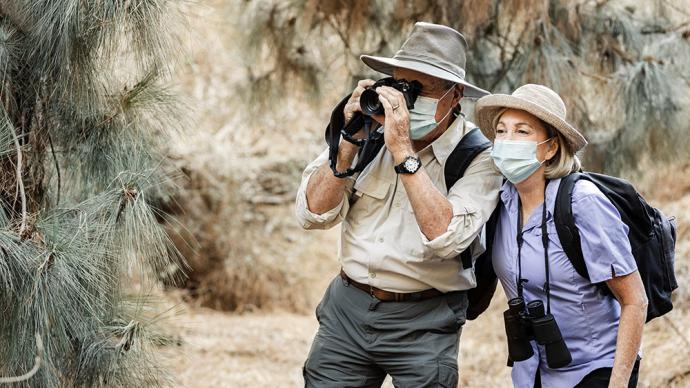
[467,172,678,323]
[554,172,678,323]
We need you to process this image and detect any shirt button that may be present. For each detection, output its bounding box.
[369,272,376,278]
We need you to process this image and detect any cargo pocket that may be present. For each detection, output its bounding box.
[352,174,390,214]
[437,360,459,388]
[443,292,468,333]
[315,277,336,324]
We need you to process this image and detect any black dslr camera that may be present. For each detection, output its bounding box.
[503,297,572,368]
[359,77,422,116]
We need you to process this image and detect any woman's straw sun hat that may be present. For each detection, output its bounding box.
[475,84,588,152]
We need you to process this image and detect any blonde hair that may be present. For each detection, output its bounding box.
[543,124,581,179]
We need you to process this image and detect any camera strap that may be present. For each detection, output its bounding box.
[324,94,385,178]
[516,182,552,313]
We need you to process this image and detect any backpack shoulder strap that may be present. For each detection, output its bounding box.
[554,172,591,281]
[444,127,491,269]
[444,127,492,191]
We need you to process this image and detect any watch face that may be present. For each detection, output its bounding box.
[404,157,420,172]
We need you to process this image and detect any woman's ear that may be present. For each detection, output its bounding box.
[546,138,559,161]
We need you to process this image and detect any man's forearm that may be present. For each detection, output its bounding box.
[399,166,453,240]
[305,143,357,214]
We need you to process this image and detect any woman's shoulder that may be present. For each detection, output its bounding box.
[566,177,623,224]
[569,177,605,203]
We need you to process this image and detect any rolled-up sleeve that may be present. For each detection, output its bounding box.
[295,148,354,230]
[420,148,502,260]
[572,181,637,283]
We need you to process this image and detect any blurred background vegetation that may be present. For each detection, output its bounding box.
[170,0,690,312]
[161,0,690,386]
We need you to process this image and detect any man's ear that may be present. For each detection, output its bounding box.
[453,84,465,105]
[454,85,464,102]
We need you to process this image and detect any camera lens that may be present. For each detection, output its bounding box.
[360,89,384,116]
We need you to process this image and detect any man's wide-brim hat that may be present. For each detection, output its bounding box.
[360,22,489,99]
[475,84,588,152]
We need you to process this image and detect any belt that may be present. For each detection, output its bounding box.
[339,269,443,302]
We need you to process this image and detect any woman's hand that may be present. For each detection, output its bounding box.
[606,270,648,388]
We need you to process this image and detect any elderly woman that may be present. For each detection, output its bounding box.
[475,84,648,388]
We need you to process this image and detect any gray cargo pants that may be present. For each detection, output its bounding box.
[303,275,468,388]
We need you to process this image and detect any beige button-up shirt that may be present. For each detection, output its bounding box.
[295,116,502,293]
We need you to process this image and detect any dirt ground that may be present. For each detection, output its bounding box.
[162,291,512,388]
[165,294,690,388]
[163,280,690,387]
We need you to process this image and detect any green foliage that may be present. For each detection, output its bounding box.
[0,1,187,386]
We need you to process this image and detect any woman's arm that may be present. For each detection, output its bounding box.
[605,270,648,388]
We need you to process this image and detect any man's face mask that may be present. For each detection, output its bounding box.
[490,138,553,184]
[408,86,455,140]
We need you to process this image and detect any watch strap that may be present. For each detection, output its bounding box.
[394,156,422,174]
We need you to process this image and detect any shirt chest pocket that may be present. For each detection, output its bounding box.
[350,175,391,215]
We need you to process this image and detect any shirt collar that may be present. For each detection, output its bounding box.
[418,113,466,166]
[499,178,563,222]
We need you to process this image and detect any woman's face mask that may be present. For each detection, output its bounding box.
[408,86,455,140]
[490,138,553,184]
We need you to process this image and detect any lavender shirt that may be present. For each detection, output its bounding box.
[492,178,638,388]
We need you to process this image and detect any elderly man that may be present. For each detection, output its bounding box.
[295,22,502,387]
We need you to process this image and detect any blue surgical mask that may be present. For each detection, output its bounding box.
[409,87,454,140]
[490,138,553,184]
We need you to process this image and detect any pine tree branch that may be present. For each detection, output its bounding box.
[0,333,43,384]
[47,131,61,207]
[8,117,27,238]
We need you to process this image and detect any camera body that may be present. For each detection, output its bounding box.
[503,297,572,369]
[359,77,422,116]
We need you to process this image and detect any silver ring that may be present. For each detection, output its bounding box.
[392,104,400,110]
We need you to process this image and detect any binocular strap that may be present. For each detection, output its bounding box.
[516,182,552,314]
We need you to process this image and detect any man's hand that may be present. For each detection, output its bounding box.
[376,86,414,162]
[335,79,376,170]
[343,79,376,127]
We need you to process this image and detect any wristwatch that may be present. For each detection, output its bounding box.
[394,155,422,174]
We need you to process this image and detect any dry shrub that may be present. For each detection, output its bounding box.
[160,153,321,313]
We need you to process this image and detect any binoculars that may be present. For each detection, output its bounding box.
[503,297,572,368]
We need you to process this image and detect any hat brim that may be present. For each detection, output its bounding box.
[360,54,490,99]
[475,94,588,152]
